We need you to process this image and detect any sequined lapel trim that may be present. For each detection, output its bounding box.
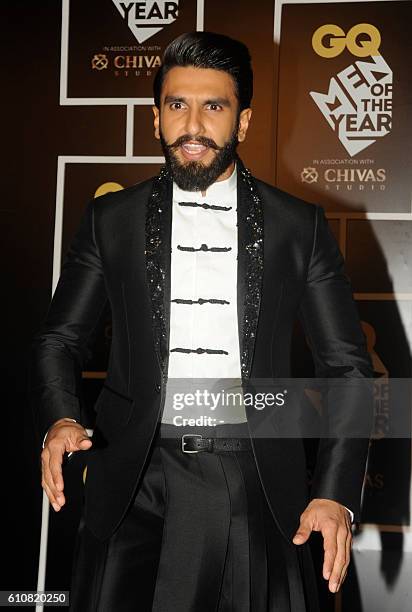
[145,167,171,376]
[238,161,264,382]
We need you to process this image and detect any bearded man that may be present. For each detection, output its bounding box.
[31,31,373,611]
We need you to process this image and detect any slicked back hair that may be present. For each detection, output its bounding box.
[153,31,253,111]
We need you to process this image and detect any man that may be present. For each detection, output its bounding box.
[31,32,373,611]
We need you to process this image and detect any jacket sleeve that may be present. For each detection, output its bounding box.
[29,200,108,446]
[298,205,374,522]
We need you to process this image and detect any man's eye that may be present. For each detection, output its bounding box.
[207,104,222,111]
[170,102,184,110]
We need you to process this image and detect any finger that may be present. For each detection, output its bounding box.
[328,526,349,593]
[50,458,64,492]
[335,530,352,592]
[66,433,92,454]
[341,565,349,587]
[77,436,92,449]
[49,465,66,506]
[42,455,64,506]
[293,518,312,544]
[41,450,58,498]
[41,478,61,512]
[48,440,66,493]
[337,567,348,593]
[322,525,338,580]
[42,444,64,505]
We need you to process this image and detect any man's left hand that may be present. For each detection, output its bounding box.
[292,498,352,593]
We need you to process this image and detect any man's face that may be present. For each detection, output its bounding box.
[152,66,252,191]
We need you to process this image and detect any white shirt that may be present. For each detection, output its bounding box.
[168,164,241,378]
[161,163,247,424]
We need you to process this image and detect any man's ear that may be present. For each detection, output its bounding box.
[152,106,160,140]
[237,108,252,143]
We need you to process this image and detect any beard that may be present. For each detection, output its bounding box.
[159,123,239,192]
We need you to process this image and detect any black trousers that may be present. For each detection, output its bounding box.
[70,425,319,611]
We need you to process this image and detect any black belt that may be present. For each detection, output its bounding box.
[156,433,252,453]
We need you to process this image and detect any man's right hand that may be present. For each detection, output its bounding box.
[41,418,92,512]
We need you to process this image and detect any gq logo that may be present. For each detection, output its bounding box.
[309,22,392,156]
[312,23,381,58]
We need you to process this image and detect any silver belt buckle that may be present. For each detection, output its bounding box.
[181,433,203,453]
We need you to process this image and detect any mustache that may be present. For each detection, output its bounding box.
[167,134,222,151]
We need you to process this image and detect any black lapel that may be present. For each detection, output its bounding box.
[237,160,264,383]
[145,167,172,378]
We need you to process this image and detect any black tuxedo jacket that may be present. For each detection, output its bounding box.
[30,163,373,542]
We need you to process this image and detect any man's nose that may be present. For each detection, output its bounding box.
[184,107,204,136]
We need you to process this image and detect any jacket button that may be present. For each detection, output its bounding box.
[155,383,161,393]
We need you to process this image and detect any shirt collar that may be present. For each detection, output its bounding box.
[173,162,237,200]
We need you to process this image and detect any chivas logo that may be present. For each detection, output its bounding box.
[91,54,109,70]
[301,167,318,183]
[112,1,180,44]
[310,24,392,157]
